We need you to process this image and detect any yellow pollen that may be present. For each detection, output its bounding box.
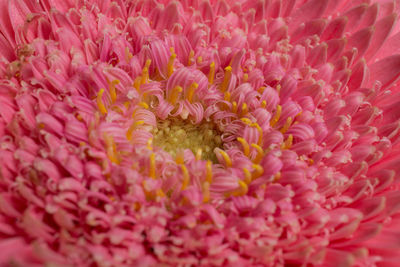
[243,168,252,184]
[243,73,248,82]
[232,101,238,113]
[282,134,293,149]
[208,62,216,85]
[217,149,232,167]
[232,180,248,197]
[237,137,250,157]
[167,47,176,77]
[180,164,190,190]
[240,103,248,116]
[149,152,156,178]
[196,56,203,65]
[104,133,119,164]
[206,160,213,183]
[251,143,264,164]
[168,86,183,105]
[252,122,263,145]
[202,181,210,203]
[109,79,120,104]
[261,100,267,108]
[188,50,194,66]
[252,164,264,180]
[270,105,282,127]
[224,92,231,102]
[258,86,266,94]
[186,82,198,103]
[280,117,293,133]
[220,66,232,93]
[126,120,145,140]
[96,88,108,115]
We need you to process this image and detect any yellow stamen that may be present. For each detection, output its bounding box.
[232,180,248,197]
[138,101,149,109]
[258,86,266,94]
[167,47,176,77]
[243,73,248,82]
[196,56,203,65]
[156,188,165,198]
[208,62,215,85]
[243,168,252,184]
[252,122,263,145]
[196,148,203,161]
[273,172,281,182]
[241,118,253,126]
[125,47,133,62]
[206,160,212,183]
[237,137,250,157]
[186,82,198,103]
[109,79,120,104]
[188,50,194,66]
[96,88,108,115]
[217,149,232,167]
[175,150,185,164]
[141,59,152,85]
[133,76,141,91]
[224,92,231,102]
[147,138,153,151]
[240,103,248,116]
[126,120,145,140]
[252,164,264,180]
[168,86,183,105]
[220,66,232,92]
[282,134,293,149]
[180,164,190,190]
[270,105,282,127]
[251,143,264,164]
[149,152,156,178]
[104,133,119,164]
[202,181,210,203]
[280,117,293,134]
[123,101,131,109]
[261,100,267,108]
[232,101,238,113]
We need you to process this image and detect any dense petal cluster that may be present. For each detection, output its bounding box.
[1,0,400,266]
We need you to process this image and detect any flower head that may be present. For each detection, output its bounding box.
[1,0,400,266]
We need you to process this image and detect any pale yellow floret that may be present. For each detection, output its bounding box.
[186,82,198,103]
[126,120,145,140]
[188,50,194,66]
[243,168,252,185]
[237,137,250,157]
[251,143,264,164]
[167,47,176,77]
[149,152,156,179]
[220,66,232,93]
[218,149,232,167]
[180,164,190,190]
[280,117,293,134]
[206,160,213,184]
[208,61,215,85]
[168,86,183,105]
[252,164,264,180]
[96,88,108,115]
[109,79,120,104]
[270,105,282,127]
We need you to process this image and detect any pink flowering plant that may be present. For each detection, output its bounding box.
[1,0,400,266]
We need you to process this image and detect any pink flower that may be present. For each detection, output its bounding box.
[1,0,400,266]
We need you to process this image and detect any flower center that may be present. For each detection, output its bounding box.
[152,118,222,162]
